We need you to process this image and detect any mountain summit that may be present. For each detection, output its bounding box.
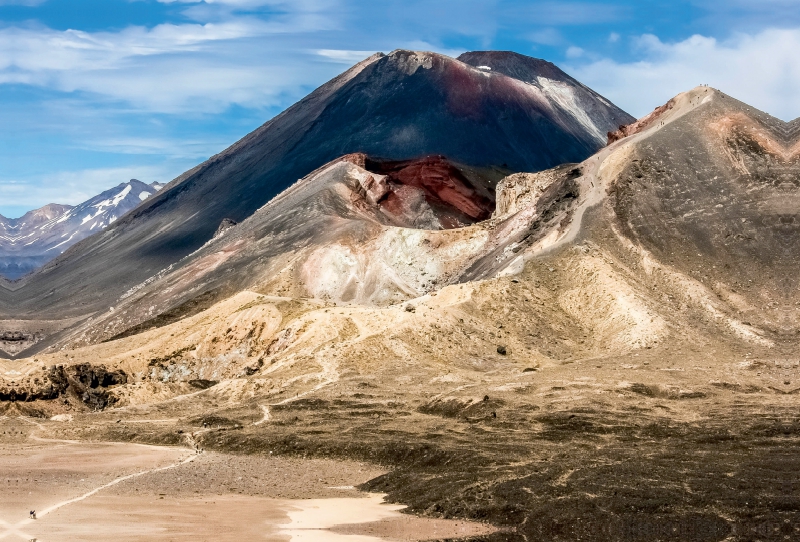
[0,49,632,327]
[456,50,625,145]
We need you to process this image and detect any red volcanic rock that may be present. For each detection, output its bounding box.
[339,153,368,168]
[608,99,676,144]
[363,156,496,229]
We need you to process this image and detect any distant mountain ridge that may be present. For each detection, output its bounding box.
[0,179,164,279]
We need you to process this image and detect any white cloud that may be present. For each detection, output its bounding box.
[316,49,377,64]
[568,28,800,120]
[78,136,230,159]
[0,20,268,71]
[565,46,584,58]
[158,0,341,22]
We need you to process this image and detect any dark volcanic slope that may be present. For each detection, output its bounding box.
[0,49,632,320]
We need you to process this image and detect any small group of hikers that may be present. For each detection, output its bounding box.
[29,510,36,519]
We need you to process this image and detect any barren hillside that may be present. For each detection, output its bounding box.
[0,86,798,539]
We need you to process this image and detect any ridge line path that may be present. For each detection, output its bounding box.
[253,404,271,426]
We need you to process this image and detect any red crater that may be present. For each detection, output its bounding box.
[362,155,496,229]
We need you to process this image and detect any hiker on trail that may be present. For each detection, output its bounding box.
[29,510,36,519]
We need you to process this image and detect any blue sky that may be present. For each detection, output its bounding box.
[0,0,797,217]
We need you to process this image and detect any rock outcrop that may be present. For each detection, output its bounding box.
[493,164,582,218]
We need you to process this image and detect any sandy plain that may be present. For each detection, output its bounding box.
[0,417,492,542]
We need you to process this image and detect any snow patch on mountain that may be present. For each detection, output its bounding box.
[0,179,164,279]
[536,76,606,142]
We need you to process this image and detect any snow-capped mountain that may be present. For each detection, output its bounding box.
[0,179,163,279]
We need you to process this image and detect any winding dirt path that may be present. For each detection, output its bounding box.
[253,404,271,425]
[36,452,199,519]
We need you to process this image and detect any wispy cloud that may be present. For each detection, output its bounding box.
[316,49,376,63]
[0,17,340,113]
[503,2,629,26]
[0,0,45,5]
[159,0,342,25]
[77,136,231,159]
